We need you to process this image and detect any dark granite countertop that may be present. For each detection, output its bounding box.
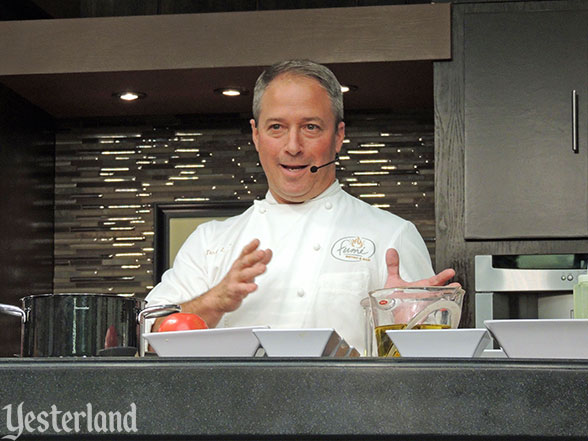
[1,357,587,440]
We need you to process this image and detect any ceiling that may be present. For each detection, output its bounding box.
[0,61,433,119]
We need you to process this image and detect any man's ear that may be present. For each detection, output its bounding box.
[335,121,345,153]
[250,118,260,152]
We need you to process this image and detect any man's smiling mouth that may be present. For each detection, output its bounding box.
[281,164,308,171]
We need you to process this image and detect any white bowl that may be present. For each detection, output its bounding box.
[484,319,588,359]
[143,325,268,357]
[385,328,491,358]
[253,328,358,357]
[479,349,507,358]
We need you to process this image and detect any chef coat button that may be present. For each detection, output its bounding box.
[259,207,266,214]
[297,289,305,298]
[313,243,321,251]
[325,202,333,210]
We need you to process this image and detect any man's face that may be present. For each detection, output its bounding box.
[250,74,345,204]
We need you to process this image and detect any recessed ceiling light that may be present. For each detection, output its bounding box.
[222,89,241,97]
[214,87,249,97]
[341,85,358,93]
[113,91,146,101]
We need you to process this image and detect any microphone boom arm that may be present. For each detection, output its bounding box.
[310,153,339,173]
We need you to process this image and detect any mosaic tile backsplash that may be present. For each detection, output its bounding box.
[55,112,434,297]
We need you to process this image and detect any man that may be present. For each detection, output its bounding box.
[146,60,456,353]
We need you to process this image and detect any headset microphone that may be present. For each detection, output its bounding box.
[310,153,339,173]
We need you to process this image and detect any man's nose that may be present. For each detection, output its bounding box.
[284,129,303,155]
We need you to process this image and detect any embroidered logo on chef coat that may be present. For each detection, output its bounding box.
[331,236,375,262]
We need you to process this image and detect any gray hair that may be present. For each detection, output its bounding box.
[252,59,344,126]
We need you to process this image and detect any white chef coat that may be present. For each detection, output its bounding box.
[145,181,434,353]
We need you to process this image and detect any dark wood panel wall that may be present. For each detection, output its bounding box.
[0,84,55,357]
[54,111,435,296]
[0,4,450,75]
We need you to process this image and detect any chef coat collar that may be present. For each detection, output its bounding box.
[262,180,341,206]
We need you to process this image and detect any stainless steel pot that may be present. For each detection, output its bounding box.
[0,293,180,357]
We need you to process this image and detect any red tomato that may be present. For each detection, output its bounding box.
[157,313,208,332]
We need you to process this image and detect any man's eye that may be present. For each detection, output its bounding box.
[269,124,282,130]
[306,124,319,130]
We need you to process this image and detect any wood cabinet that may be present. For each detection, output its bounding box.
[463,1,588,239]
[434,0,588,327]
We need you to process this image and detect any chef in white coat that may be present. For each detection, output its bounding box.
[146,60,456,353]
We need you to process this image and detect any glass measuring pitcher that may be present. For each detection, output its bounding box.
[368,286,465,357]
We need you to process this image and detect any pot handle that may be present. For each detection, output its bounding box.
[137,304,181,357]
[0,303,26,321]
[138,303,181,322]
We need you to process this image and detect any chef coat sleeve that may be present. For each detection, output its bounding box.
[144,226,212,330]
[392,221,435,283]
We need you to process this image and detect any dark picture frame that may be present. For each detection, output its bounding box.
[153,202,250,283]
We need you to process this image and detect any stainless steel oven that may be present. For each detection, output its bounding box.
[475,253,588,327]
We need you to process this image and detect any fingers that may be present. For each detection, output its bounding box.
[236,239,261,265]
[385,248,401,277]
[234,239,272,271]
[227,281,259,299]
[225,240,271,294]
[237,262,269,283]
[208,239,273,314]
[384,248,407,288]
[233,253,272,283]
[385,247,459,288]
[261,248,273,265]
[426,268,456,286]
[238,238,261,256]
[385,248,399,267]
